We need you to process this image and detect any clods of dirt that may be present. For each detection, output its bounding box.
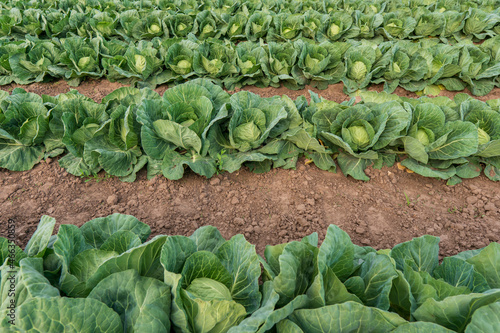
[1,158,499,257]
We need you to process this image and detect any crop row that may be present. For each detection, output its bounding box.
[1,79,500,184]
[1,5,499,43]
[3,0,498,14]
[2,35,500,95]
[0,213,499,332]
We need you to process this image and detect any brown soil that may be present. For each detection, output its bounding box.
[2,78,500,103]
[1,79,500,256]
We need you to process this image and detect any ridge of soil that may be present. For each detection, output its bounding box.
[2,78,500,103]
[1,158,499,256]
[1,79,499,256]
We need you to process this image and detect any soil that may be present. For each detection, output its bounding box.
[1,79,500,257]
[2,78,500,103]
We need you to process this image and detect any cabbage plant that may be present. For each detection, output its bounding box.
[378,10,416,39]
[268,13,303,41]
[318,12,354,41]
[0,90,50,171]
[168,14,194,37]
[224,41,269,89]
[137,79,229,179]
[165,39,198,80]
[49,97,110,176]
[57,37,103,86]
[88,10,118,38]
[103,41,164,86]
[263,41,299,89]
[118,10,168,40]
[245,10,273,42]
[318,101,410,180]
[292,40,349,89]
[193,39,238,81]
[193,10,220,40]
[44,9,71,37]
[9,40,62,84]
[399,102,478,167]
[302,10,325,39]
[161,226,261,333]
[343,44,383,93]
[223,12,247,40]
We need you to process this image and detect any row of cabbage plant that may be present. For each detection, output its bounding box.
[2,35,500,95]
[0,4,499,43]
[0,213,499,332]
[1,79,500,184]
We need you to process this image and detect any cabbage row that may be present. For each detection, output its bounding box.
[0,213,499,332]
[2,35,500,95]
[2,79,500,184]
[3,0,498,15]
[1,3,500,43]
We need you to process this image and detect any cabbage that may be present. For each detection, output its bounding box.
[148,24,161,34]
[229,23,240,35]
[329,23,340,36]
[134,54,146,73]
[282,27,294,39]
[202,24,214,34]
[177,23,187,31]
[176,60,192,74]
[350,61,368,81]
[393,62,401,73]
[348,125,370,148]
[478,127,491,145]
[78,56,91,70]
[233,121,262,144]
[240,60,255,74]
[252,22,263,33]
[416,128,430,146]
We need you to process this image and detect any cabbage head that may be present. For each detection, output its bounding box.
[161,227,261,332]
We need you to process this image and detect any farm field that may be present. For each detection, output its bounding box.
[2,0,500,331]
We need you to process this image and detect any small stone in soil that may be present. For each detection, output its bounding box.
[209,178,221,186]
[107,194,118,205]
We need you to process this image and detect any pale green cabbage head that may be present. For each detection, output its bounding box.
[252,22,263,33]
[416,128,430,146]
[178,23,187,31]
[78,56,91,70]
[478,127,491,145]
[229,23,240,35]
[393,62,401,73]
[177,60,192,74]
[202,24,214,35]
[134,54,146,73]
[348,125,370,148]
[329,23,340,36]
[234,121,261,144]
[240,60,254,74]
[350,61,368,81]
[148,24,161,34]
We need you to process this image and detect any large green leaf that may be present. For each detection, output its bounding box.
[88,269,171,333]
[413,290,500,332]
[390,235,440,274]
[24,215,55,257]
[344,252,398,310]
[318,225,354,280]
[216,234,262,313]
[466,243,500,288]
[287,301,406,332]
[80,213,150,248]
[433,257,490,292]
[465,301,500,333]
[1,297,123,332]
